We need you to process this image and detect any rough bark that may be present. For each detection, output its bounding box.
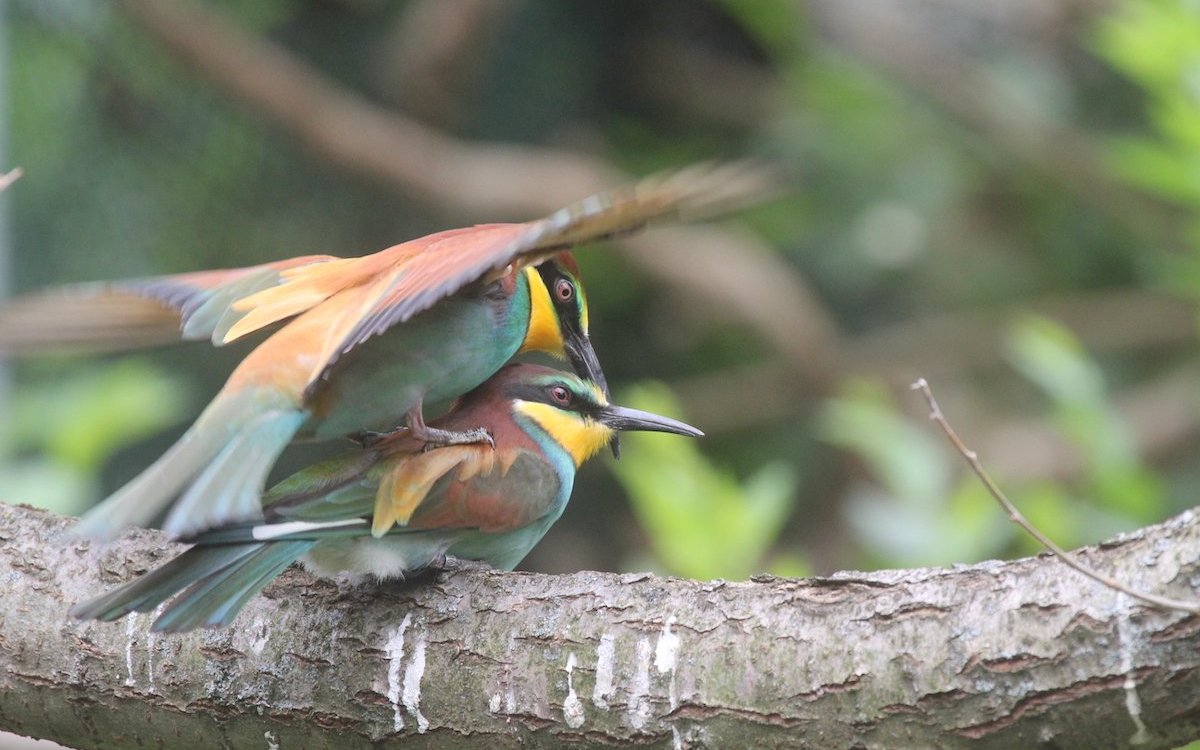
[1,504,1199,749]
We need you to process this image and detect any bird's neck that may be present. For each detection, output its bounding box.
[517,266,565,356]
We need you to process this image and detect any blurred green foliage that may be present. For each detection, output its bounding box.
[0,359,189,516]
[6,0,1200,583]
[822,314,1165,567]
[1006,315,1164,528]
[1095,0,1200,211]
[609,383,804,579]
[819,380,1007,568]
[1095,0,1200,337]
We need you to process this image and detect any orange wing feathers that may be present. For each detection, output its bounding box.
[371,442,500,536]
[295,164,774,373]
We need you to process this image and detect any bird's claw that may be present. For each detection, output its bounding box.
[433,555,495,574]
[417,426,494,452]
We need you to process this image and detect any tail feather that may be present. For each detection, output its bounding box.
[187,517,370,545]
[163,407,306,537]
[0,257,335,354]
[151,541,313,633]
[68,544,262,622]
[0,289,183,353]
[72,388,305,541]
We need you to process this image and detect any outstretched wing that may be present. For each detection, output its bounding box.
[346,163,774,344]
[314,161,775,379]
[0,255,335,353]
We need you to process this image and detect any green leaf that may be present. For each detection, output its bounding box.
[10,359,190,470]
[818,378,951,509]
[714,0,805,60]
[1005,315,1164,522]
[610,383,800,580]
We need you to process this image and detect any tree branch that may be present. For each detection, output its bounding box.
[2,503,1199,749]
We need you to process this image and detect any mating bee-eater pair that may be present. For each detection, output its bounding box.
[0,165,758,630]
[68,364,701,632]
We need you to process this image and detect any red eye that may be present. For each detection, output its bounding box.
[554,279,575,303]
[549,386,571,405]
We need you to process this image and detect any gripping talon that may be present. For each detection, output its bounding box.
[436,555,495,574]
[417,426,494,451]
[406,403,493,450]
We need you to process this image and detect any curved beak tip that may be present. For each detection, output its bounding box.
[600,404,704,439]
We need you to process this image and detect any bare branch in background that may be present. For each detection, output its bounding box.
[627,37,777,128]
[913,377,1200,614]
[373,0,514,125]
[0,167,24,191]
[672,286,1195,436]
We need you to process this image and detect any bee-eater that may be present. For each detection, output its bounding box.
[1,165,750,540]
[69,363,702,633]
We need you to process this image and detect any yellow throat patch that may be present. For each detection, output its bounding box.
[519,266,565,356]
[515,398,614,467]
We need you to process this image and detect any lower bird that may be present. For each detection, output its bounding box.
[70,363,702,633]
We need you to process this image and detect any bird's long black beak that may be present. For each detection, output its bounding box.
[564,331,608,396]
[563,331,623,457]
[598,404,704,438]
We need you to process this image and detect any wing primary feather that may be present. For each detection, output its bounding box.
[150,541,313,632]
[68,545,262,622]
[313,162,777,375]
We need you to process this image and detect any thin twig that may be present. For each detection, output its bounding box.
[911,377,1200,615]
[0,167,24,191]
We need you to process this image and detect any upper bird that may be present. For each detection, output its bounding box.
[69,363,703,633]
[0,164,760,540]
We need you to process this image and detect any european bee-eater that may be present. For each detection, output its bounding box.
[69,363,703,633]
[1,165,752,540]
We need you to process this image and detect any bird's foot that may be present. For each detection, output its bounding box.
[413,425,495,451]
[433,555,495,574]
[404,403,494,449]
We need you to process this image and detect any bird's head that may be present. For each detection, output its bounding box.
[519,253,607,396]
[498,364,702,468]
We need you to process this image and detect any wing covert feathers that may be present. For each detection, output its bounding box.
[372,443,499,537]
[320,162,777,370]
